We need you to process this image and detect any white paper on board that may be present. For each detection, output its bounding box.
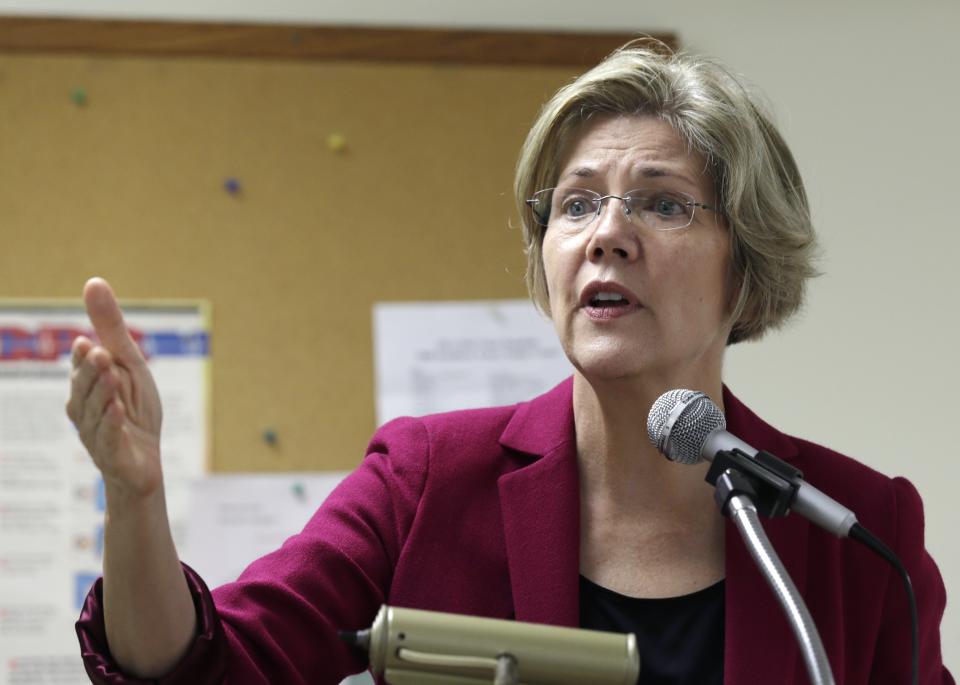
[373,300,572,425]
[179,472,350,589]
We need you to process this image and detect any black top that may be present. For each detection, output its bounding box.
[579,575,724,685]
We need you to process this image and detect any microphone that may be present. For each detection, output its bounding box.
[647,389,857,537]
[341,605,640,685]
[647,390,921,684]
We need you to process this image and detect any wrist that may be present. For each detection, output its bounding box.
[103,480,167,524]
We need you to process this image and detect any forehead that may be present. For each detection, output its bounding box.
[556,114,710,190]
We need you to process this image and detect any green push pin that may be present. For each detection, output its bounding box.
[291,481,306,501]
[71,88,88,107]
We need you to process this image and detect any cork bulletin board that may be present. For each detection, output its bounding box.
[0,19,675,472]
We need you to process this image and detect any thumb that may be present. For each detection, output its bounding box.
[83,277,145,366]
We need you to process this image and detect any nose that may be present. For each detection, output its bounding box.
[585,195,641,262]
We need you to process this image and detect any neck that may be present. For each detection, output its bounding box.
[573,370,725,513]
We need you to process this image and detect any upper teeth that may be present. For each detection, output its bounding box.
[594,292,625,302]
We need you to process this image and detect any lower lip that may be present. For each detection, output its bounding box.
[582,304,639,320]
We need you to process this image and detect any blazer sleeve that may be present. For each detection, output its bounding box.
[76,416,432,685]
[870,477,954,684]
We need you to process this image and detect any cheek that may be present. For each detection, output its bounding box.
[656,238,731,318]
[541,236,570,302]
[698,249,735,321]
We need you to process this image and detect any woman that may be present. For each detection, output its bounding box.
[72,43,952,683]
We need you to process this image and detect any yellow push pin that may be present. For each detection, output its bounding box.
[326,132,348,154]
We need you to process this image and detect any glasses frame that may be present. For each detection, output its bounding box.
[525,187,719,232]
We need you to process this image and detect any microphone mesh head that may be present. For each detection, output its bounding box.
[647,389,726,464]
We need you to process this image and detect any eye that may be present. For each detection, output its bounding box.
[558,191,597,220]
[627,191,692,219]
[652,194,688,217]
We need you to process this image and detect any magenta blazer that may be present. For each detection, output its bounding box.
[78,378,953,684]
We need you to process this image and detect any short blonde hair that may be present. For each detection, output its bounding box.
[514,41,819,344]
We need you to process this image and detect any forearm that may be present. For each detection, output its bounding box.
[101,483,198,678]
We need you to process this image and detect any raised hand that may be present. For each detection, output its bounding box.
[66,277,164,498]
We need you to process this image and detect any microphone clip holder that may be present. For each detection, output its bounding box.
[707,448,802,519]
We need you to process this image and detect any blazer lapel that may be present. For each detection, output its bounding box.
[722,387,810,684]
[494,380,815,682]
[724,512,810,683]
[497,378,581,627]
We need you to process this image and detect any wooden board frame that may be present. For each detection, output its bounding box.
[0,17,676,66]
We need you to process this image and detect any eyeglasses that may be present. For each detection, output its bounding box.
[526,187,718,232]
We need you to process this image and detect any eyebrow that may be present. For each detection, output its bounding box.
[565,165,700,190]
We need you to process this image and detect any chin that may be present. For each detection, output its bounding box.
[565,341,653,382]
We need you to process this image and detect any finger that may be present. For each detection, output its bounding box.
[83,278,145,368]
[78,368,120,441]
[71,336,93,368]
[66,338,93,421]
[67,347,113,424]
[115,367,136,419]
[95,399,127,469]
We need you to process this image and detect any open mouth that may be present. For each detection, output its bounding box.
[579,282,640,319]
[588,291,631,309]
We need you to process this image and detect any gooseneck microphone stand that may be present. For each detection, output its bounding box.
[709,451,836,685]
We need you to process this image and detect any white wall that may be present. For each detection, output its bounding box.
[4,0,957,672]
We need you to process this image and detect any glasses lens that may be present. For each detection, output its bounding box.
[529,188,601,229]
[625,190,695,230]
[553,188,600,225]
[529,188,599,227]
